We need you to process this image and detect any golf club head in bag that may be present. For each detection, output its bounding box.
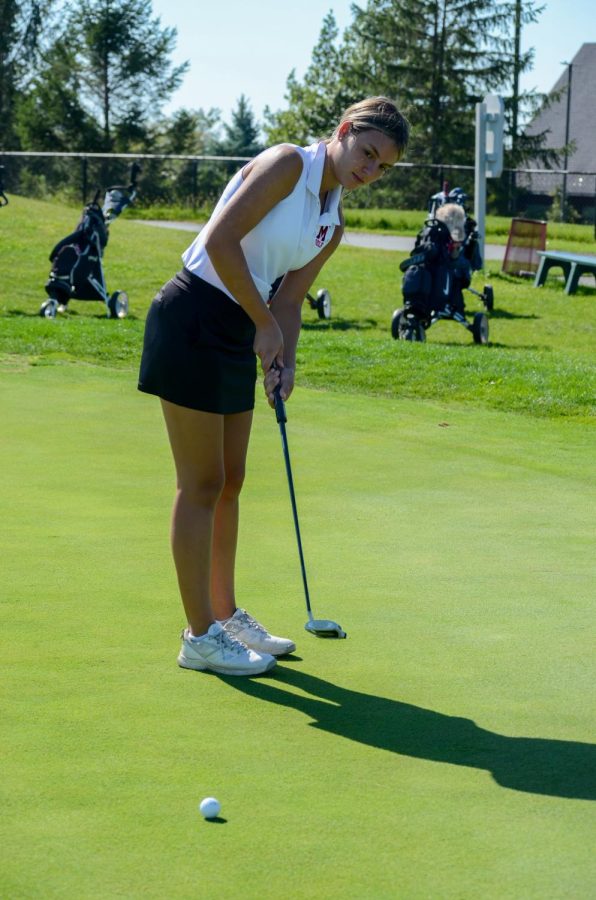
[273,379,346,640]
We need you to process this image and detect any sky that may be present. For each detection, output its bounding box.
[150,0,590,125]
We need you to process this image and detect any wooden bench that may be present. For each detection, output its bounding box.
[534,250,596,295]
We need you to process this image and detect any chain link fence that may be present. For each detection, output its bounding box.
[1,151,595,223]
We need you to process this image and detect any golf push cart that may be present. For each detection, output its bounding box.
[391,185,494,345]
[270,277,332,321]
[41,162,141,319]
[306,287,331,320]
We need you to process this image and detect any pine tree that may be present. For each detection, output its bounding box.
[505,0,557,167]
[217,95,262,157]
[263,12,348,145]
[0,0,52,148]
[15,42,102,151]
[159,108,221,156]
[152,107,226,208]
[265,0,549,210]
[344,0,518,165]
[67,0,189,151]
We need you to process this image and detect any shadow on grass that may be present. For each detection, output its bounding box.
[423,339,545,350]
[4,308,141,321]
[302,318,378,331]
[486,309,540,321]
[225,668,596,801]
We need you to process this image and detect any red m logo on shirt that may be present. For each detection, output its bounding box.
[315,225,329,248]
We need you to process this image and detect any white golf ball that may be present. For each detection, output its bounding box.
[199,797,221,819]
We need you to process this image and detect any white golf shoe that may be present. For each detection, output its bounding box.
[177,622,276,676]
[221,608,296,657]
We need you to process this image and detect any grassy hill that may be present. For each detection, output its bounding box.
[1,194,594,420]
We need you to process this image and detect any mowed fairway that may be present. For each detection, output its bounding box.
[1,362,594,899]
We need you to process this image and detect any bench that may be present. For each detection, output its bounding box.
[534,250,596,295]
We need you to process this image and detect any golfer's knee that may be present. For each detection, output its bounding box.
[177,472,225,509]
[221,462,246,501]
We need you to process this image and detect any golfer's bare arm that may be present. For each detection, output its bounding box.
[204,145,302,331]
[264,212,344,404]
[269,221,344,370]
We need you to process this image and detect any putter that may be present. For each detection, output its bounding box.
[273,382,346,639]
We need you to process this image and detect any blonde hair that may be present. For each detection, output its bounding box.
[335,97,409,161]
[435,203,466,241]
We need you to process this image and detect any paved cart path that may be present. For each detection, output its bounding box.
[138,219,506,261]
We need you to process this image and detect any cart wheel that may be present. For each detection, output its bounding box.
[391,308,404,339]
[316,288,331,319]
[39,299,58,319]
[411,319,426,342]
[391,308,425,341]
[472,312,489,344]
[483,284,494,312]
[108,290,129,319]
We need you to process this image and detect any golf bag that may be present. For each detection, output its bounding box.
[391,185,493,344]
[41,162,141,319]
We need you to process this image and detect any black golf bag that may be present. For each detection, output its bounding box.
[391,185,493,344]
[41,163,141,319]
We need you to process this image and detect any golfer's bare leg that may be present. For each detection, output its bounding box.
[160,399,224,637]
[210,410,253,620]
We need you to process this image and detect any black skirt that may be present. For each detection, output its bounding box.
[138,268,257,414]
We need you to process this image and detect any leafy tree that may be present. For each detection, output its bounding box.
[158,107,221,156]
[267,2,516,206]
[67,0,189,151]
[15,42,102,151]
[217,94,263,157]
[263,12,348,146]
[138,107,227,208]
[0,0,53,148]
[266,1,552,210]
[344,0,520,165]
[505,0,561,167]
[268,2,516,162]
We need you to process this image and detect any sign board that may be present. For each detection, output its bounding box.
[484,94,505,178]
[474,94,505,263]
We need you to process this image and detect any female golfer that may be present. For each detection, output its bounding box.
[139,96,409,676]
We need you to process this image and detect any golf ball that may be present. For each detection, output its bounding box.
[199,797,221,819]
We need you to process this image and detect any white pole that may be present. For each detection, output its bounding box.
[475,101,487,267]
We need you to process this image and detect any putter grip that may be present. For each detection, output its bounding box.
[273,385,287,424]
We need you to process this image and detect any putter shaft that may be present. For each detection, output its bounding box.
[273,387,313,616]
[273,384,346,638]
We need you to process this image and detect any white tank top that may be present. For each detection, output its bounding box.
[181,141,342,303]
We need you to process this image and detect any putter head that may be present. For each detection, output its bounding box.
[305,618,347,639]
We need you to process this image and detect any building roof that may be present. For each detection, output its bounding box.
[523,43,596,196]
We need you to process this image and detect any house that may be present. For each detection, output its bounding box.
[519,42,596,220]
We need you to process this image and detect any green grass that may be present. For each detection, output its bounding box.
[1,195,595,897]
[1,365,595,899]
[1,195,594,420]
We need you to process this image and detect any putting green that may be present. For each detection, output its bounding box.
[1,362,594,899]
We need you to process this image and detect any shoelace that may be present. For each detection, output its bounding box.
[235,610,268,636]
[215,628,249,656]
